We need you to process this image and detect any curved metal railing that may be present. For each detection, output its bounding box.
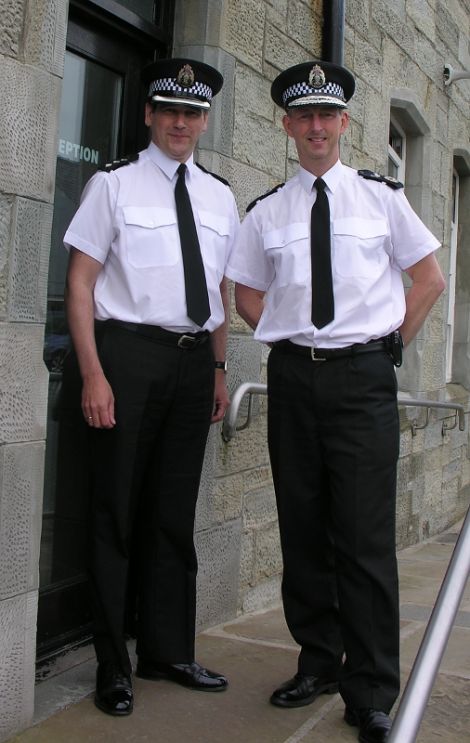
[222,382,466,443]
[388,505,470,741]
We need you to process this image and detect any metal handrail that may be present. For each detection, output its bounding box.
[401,396,466,435]
[221,382,466,442]
[388,504,470,742]
[222,382,267,442]
[222,381,469,742]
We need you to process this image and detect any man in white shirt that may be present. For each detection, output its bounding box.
[64,58,239,716]
[226,60,445,743]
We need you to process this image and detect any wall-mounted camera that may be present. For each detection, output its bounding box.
[444,63,470,86]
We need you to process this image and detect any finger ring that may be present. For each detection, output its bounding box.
[88,416,93,420]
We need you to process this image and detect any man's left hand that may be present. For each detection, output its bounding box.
[211,372,230,423]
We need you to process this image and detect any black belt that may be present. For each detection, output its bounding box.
[103,319,209,349]
[274,338,388,362]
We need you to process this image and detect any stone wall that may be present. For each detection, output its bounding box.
[176,0,470,618]
[0,1,67,738]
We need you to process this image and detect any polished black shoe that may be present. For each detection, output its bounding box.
[270,673,339,708]
[94,664,133,716]
[136,659,228,691]
[344,707,392,742]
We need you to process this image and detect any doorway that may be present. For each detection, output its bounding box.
[38,0,173,661]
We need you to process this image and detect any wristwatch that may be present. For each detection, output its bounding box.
[214,361,227,372]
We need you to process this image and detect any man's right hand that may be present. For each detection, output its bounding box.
[81,371,116,429]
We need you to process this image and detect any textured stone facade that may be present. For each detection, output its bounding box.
[0,0,469,738]
[180,0,470,621]
[0,0,66,737]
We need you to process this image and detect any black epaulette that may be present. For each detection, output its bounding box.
[195,162,230,187]
[246,183,285,213]
[100,153,139,172]
[358,169,403,190]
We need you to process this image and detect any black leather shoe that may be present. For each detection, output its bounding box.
[270,673,339,708]
[344,707,392,742]
[136,659,228,691]
[94,664,133,716]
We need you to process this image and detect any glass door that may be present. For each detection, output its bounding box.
[38,48,124,659]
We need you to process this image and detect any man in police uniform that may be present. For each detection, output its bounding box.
[226,61,445,742]
[64,58,239,716]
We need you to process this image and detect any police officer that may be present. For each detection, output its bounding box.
[64,58,239,716]
[226,61,445,743]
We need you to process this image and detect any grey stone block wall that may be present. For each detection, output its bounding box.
[0,0,67,738]
[0,593,37,741]
[345,2,470,541]
[176,0,470,628]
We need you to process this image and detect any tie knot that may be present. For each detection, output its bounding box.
[177,163,187,177]
[314,177,326,192]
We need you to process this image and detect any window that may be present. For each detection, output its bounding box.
[388,92,432,394]
[446,170,459,382]
[115,0,156,21]
[448,150,470,389]
[388,117,406,182]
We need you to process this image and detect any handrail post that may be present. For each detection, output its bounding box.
[222,382,268,442]
[388,505,470,742]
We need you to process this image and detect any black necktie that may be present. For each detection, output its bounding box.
[310,177,334,328]
[174,163,210,327]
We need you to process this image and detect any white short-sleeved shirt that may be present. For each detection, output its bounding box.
[64,142,240,333]
[226,160,440,347]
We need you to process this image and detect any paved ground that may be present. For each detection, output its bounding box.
[8,526,470,743]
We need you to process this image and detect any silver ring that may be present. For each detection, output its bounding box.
[88,416,93,420]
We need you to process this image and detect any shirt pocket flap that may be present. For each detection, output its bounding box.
[333,217,388,239]
[263,222,310,250]
[122,206,176,229]
[198,210,231,236]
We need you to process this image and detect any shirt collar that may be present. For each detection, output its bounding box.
[146,142,195,181]
[298,159,345,195]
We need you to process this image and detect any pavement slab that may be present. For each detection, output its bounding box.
[7,525,470,743]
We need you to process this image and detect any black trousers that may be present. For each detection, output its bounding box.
[88,322,214,676]
[267,345,400,712]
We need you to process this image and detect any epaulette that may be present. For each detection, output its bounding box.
[246,183,285,213]
[196,162,230,187]
[358,169,403,190]
[100,153,139,172]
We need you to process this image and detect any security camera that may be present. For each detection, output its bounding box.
[444,63,470,86]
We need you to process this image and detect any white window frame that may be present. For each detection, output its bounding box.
[388,115,406,183]
[446,169,459,382]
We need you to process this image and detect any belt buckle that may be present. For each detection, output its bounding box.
[310,347,326,362]
[178,334,197,349]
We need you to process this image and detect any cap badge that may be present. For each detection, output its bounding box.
[177,64,195,88]
[309,65,326,89]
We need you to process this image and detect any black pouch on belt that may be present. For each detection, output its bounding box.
[385,330,403,367]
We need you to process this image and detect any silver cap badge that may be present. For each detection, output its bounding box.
[309,64,326,88]
[177,64,195,88]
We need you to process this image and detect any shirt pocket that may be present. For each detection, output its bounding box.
[333,217,389,278]
[122,206,178,267]
[263,223,310,287]
[197,209,232,271]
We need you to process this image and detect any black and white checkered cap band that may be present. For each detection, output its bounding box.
[149,77,213,101]
[283,81,345,106]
